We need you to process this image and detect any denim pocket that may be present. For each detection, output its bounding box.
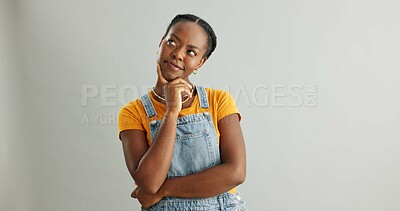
[167,131,214,178]
[225,193,247,211]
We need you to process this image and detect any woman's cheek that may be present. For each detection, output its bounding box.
[156,49,163,63]
[187,60,198,69]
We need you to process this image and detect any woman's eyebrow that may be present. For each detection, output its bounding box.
[188,45,200,51]
[171,34,181,42]
[171,33,201,51]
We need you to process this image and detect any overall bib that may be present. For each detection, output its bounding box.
[140,86,247,211]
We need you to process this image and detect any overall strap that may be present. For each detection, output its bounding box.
[140,93,157,118]
[196,86,209,109]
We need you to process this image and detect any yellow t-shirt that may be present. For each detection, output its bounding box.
[117,87,241,193]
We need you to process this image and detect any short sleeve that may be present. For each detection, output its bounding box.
[117,102,145,140]
[216,90,242,122]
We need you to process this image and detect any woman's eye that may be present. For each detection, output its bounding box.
[167,40,176,46]
[187,50,196,56]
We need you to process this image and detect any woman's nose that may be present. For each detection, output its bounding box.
[172,48,184,61]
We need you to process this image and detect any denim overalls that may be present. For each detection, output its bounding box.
[139,86,247,211]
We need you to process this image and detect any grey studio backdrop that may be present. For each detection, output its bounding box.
[1,0,400,210]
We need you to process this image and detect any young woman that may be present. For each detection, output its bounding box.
[118,14,247,210]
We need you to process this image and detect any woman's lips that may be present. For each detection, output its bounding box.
[165,61,183,71]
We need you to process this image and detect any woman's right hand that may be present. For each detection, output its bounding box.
[156,63,193,116]
[131,186,163,209]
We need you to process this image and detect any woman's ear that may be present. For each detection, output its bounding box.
[197,57,207,69]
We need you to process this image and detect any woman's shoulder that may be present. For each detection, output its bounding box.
[204,87,235,101]
[117,97,149,135]
[118,97,145,117]
[202,87,237,110]
[202,87,241,121]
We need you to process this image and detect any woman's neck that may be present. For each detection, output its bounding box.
[152,79,196,108]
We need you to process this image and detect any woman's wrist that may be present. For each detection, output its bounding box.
[156,182,169,198]
[164,111,179,120]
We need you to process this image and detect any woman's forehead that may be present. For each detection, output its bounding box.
[167,22,208,48]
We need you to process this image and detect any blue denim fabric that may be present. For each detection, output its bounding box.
[140,86,247,211]
[142,192,247,211]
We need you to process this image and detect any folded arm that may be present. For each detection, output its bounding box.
[121,112,178,194]
[158,113,246,198]
[131,113,246,208]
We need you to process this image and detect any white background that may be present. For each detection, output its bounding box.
[1,0,400,210]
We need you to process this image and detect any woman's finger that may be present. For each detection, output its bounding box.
[167,78,193,90]
[156,62,168,85]
[176,84,193,98]
[164,84,192,102]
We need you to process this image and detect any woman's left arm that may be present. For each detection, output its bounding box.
[133,113,246,202]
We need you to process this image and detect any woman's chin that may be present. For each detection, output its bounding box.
[162,70,185,81]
